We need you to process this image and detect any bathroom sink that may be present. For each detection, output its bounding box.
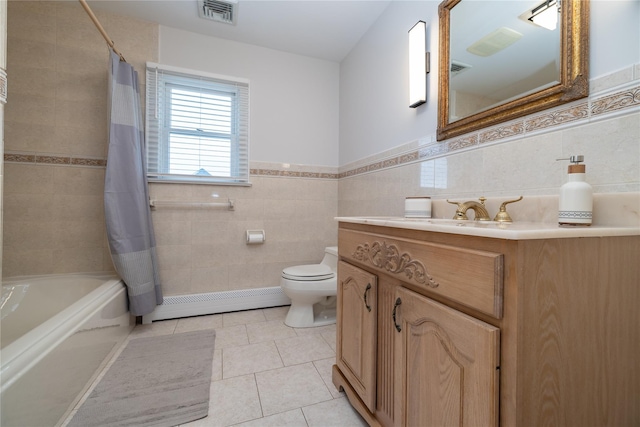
[365,217,512,228]
[335,216,640,240]
[423,218,512,228]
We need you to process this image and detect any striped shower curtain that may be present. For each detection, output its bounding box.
[105,49,162,316]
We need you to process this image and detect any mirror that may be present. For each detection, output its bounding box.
[437,0,589,141]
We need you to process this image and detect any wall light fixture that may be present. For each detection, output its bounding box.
[409,20,429,108]
[528,0,559,30]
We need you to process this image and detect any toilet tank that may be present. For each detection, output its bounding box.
[321,246,339,271]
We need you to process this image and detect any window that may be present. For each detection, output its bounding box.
[145,63,249,184]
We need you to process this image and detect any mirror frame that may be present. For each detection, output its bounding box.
[437,0,589,141]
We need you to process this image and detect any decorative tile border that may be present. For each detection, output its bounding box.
[4,152,107,167]
[4,152,337,179]
[479,122,524,144]
[591,87,640,115]
[248,160,339,179]
[336,151,420,179]
[36,155,72,165]
[525,102,589,132]
[5,82,639,182]
[249,168,338,179]
[71,157,108,167]
[4,152,36,163]
[339,82,640,179]
[447,135,477,151]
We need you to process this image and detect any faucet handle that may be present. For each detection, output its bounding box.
[446,197,486,206]
[493,196,523,223]
[446,199,468,220]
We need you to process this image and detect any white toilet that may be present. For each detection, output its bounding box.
[280,246,338,328]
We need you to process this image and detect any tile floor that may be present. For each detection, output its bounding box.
[66,306,367,427]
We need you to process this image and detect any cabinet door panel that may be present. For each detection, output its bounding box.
[337,261,378,412]
[394,287,500,427]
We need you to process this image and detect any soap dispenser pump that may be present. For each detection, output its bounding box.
[557,155,592,226]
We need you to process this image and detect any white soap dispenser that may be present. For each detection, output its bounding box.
[557,155,592,226]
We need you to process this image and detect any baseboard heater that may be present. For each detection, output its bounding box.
[141,286,290,324]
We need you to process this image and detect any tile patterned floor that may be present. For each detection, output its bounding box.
[67,306,367,427]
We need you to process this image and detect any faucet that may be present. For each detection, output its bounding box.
[446,197,491,221]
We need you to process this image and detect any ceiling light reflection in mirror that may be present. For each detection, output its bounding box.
[448,0,561,123]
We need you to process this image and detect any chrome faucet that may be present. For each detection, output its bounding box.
[446,197,491,221]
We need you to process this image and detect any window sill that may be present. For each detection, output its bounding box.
[147,178,252,187]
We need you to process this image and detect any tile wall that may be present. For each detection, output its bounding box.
[338,69,640,220]
[3,1,157,278]
[3,2,338,296]
[148,175,337,296]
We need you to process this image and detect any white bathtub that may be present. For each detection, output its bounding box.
[0,273,134,427]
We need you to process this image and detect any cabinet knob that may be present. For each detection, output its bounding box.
[392,297,402,332]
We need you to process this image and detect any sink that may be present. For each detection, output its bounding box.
[335,215,640,240]
[378,217,512,228]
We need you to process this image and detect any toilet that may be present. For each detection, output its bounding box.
[280,246,338,328]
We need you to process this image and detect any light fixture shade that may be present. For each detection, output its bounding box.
[409,20,427,108]
[530,0,558,30]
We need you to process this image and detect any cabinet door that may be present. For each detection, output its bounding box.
[337,261,378,412]
[393,287,500,427]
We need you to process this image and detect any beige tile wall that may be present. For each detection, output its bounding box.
[5,1,157,157]
[338,109,640,220]
[3,1,158,278]
[3,162,110,275]
[149,177,338,296]
[3,2,338,296]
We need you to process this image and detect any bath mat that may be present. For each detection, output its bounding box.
[68,329,216,427]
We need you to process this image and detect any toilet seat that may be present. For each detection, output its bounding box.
[280,247,339,328]
[282,264,335,281]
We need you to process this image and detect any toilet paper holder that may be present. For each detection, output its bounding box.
[246,229,266,244]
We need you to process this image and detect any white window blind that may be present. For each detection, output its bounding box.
[146,63,250,185]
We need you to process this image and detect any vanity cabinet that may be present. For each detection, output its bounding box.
[393,286,500,427]
[336,261,377,412]
[335,227,502,427]
[332,221,640,427]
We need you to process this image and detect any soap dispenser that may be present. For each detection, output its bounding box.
[557,155,592,226]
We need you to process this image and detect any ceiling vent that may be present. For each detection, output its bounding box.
[198,0,238,25]
[450,60,472,77]
[466,27,523,57]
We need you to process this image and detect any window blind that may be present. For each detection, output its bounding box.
[146,63,250,185]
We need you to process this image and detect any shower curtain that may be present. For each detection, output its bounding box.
[105,49,162,316]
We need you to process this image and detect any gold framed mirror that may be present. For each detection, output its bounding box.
[437,0,589,141]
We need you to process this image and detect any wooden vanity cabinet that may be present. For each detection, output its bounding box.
[332,222,640,427]
[334,224,502,427]
[393,286,500,427]
[336,261,377,413]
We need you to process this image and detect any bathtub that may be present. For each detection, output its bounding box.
[0,273,134,427]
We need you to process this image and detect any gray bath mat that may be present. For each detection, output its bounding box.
[68,329,216,427]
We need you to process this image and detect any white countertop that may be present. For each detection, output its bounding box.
[335,216,640,240]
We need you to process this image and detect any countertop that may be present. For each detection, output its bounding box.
[335,216,640,240]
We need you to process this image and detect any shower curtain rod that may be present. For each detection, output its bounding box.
[78,0,127,62]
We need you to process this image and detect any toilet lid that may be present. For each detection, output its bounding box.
[282,264,335,281]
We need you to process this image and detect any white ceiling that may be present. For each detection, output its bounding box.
[88,0,562,110]
[88,0,393,62]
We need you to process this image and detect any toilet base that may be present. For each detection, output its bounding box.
[284,298,336,328]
